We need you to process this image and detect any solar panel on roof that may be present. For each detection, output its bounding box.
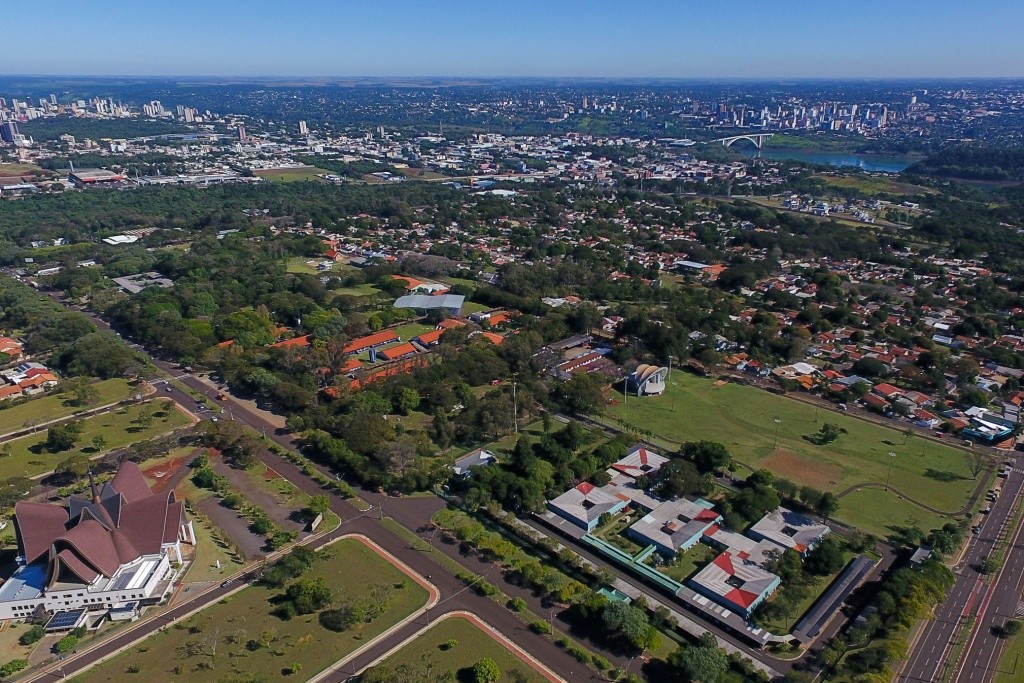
[46,609,86,630]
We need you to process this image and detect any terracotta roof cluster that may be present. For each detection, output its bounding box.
[14,462,187,589]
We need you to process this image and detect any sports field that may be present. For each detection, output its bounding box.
[255,166,328,183]
[607,373,978,535]
[73,538,429,683]
[363,614,545,683]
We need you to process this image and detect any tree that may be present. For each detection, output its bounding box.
[472,658,502,683]
[0,659,29,678]
[851,357,887,378]
[683,440,732,473]
[658,459,714,498]
[284,576,333,615]
[19,625,45,646]
[91,435,107,453]
[965,450,988,479]
[133,406,155,430]
[815,492,840,522]
[46,420,83,452]
[668,641,728,683]
[557,372,606,416]
[307,494,330,518]
[393,387,420,415]
[805,537,846,575]
[600,601,658,652]
[54,635,78,654]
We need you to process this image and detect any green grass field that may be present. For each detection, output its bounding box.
[993,626,1024,683]
[0,379,132,435]
[1,400,192,478]
[0,622,33,670]
[0,162,45,177]
[653,543,716,584]
[182,511,247,584]
[285,256,324,274]
[755,550,856,634]
[73,538,428,683]
[812,174,934,197]
[245,461,341,530]
[391,322,434,342]
[363,614,545,683]
[332,283,381,297]
[255,166,328,183]
[606,373,978,536]
[461,301,491,315]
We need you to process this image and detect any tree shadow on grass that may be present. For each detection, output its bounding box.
[925,468,969,483]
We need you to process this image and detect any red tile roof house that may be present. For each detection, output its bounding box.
[0,462,195,622]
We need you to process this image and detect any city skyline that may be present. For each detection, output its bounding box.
[4,0,1023,79]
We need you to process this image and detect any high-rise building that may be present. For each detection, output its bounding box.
[237,124,247,141]
[49,94,57,105]
[298,120,308,135]
[0,121,19,144]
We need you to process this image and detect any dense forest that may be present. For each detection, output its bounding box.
[907,146,1024,182]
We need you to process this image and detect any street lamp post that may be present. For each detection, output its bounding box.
[668,355,675,412]
[886,451,897,491]
[512,373,518,435]
[773,418,781,450]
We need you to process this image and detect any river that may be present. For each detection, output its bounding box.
[741,148,915,173]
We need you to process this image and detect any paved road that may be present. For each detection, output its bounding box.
[897,467,1024,683]
[949,467,1024,683]
[24,287,610,682]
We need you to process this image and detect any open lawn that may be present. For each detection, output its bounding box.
[181,510,247,584]
[593,513,644,556]
[362,614,545,683]
[993,625,1024,683]
[285,256,323,274]
[391,322,435,342]
[653,543,716,584]
[461,301,492,315]
[0,622,33,669]
[755,550,856,634]
[255,166,328,183]
[0,379,132,435]
[244,461,340,531]
[1,400,192,479]
[812,173,935,197]
[606,373,978,536]
[73,538,428,683]
[332,283,381,297]
[0,162,45,177]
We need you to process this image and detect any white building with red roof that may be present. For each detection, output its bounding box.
[688,551,781,618]
[546,482,630,531]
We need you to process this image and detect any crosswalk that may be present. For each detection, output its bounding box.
[1015,600,1024,617]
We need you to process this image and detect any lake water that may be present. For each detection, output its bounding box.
[742,148,914,173]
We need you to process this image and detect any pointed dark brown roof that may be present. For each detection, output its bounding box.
[14,502,69,565]
[14,461,189,590]
[110,462,154,503]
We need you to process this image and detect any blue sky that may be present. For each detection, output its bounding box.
[5,1,1021,78]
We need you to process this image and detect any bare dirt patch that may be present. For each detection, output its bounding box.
[761,449,842,489]
[141,450,194,493]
